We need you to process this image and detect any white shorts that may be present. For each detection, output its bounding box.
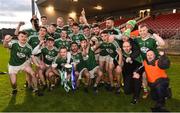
[107,55,114,64]
[99,55,109,62]
[78,66,99,80]
[8,59,31,75]
[95,54,99,61]
[34,56,41,64]
[89,66,99,79]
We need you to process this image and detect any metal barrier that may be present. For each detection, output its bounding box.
[158,29,180,55]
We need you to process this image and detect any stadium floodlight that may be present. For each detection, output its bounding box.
[46,5,54,13]
[94,5,103,10]
[72,0,78,2]
[69,11,77,19]
[173,9,176,13]
[147,9,151,12]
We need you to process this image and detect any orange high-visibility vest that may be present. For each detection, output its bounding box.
[130,30,139,38]
[143,60,167,83]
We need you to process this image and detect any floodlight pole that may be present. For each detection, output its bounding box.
[31,0,35,16]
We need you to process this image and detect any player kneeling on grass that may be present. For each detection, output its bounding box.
[32,37,58,91]
[144,50,171,112]
[100,30,122,93]
[51,46,73,92]
[98,30,110,87]
[3,31,42,96]
[77,39,103,93]
[70,42,82,87]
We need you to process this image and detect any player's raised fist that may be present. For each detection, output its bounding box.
[4,35,12,42]
[19,21,25,26]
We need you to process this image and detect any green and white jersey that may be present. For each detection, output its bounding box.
[78,48,97,71]
[104,27,121,40]
[54,38,71,50]
[24,28,38,37]
[8,40,32,66]
[69,33,85,45]
[62,25,73,35]
[47,32,60,40]
[53,32,60,40]
[71,52,82,64]
[45,34,50,40]
[95,36,103,44]
[99,42,109,56]
[134,36,159,60]
[56,26,64,34]
[106,27,120,35]
[122,51,143,63]
[84,35,92,40]
[41,47,58,65]
[107,40,119,58]
[52,56,68,70]
[79,24,84,31]
[99,40,119,58]
[28,35,43,49]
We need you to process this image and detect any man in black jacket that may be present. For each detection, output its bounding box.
[122,41,144,104]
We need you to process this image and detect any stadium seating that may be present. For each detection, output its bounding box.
[99,17,133,29]
[139,13,180,39]
[114,18,133,26]
[100,13,180,39]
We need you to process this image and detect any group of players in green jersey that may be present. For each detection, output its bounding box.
[3,10,167,108]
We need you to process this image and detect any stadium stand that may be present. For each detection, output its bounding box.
[140,13,180,39]
[100,13,180,39]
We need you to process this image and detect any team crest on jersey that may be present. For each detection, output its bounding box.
[72,56,80,63]
[74,59,80,63]
[48,51,54,55]
[146,42,149,45]
[17,52,26,58]
[45,55,54,61]
[83,55,89,60]
[140,47,149,53]
[33,42,39,46]
[106,49,113,54]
